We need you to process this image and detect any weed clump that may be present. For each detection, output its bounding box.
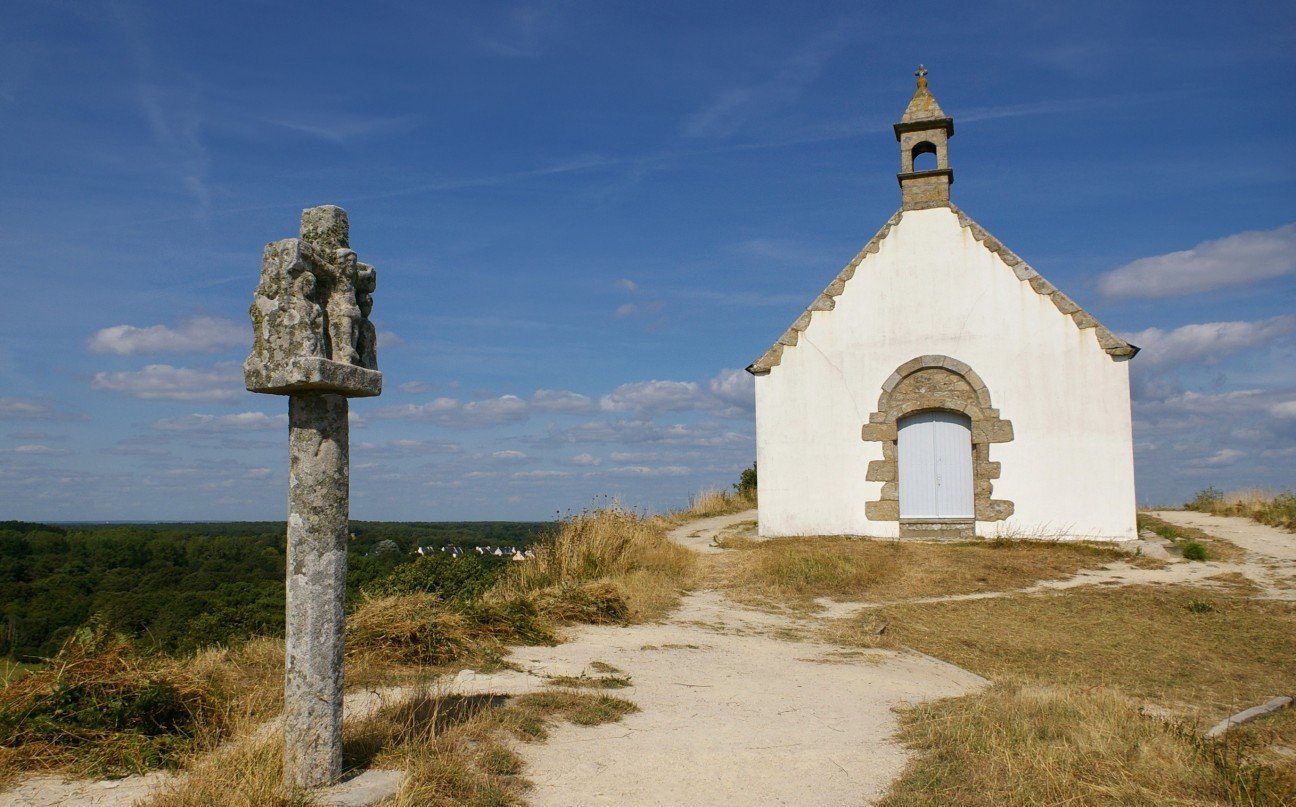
[1183,541,1208,561]
[0,624,223,778]
[347,594,555,667]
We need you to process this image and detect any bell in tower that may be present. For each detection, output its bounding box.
[894,66,955,210]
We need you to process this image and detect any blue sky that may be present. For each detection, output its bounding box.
[2,1,1294,521]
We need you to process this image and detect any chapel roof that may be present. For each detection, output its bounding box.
[899,65,947,122]
[745,205,1138,375]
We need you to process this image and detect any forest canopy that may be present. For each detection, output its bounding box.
[0,520,547,660]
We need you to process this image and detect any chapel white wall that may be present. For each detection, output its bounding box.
[755,206,1137,540]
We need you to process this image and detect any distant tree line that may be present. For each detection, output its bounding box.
[0,520,548,660]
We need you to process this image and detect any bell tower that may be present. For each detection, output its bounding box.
[894,66,954,210]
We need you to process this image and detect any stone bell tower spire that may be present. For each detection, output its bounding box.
[894,65,954,210]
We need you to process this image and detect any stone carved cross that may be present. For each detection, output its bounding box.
[244,205,382,791]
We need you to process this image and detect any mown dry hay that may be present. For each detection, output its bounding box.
[720,536,1144,608]
[878,681,1294,807]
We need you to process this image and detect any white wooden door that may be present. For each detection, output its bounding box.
[897,411,974,519]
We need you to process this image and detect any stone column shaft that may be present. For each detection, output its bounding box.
[284,392,349,789]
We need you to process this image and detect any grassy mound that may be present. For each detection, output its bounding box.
[347,505,695,668]
[0,625,224,779]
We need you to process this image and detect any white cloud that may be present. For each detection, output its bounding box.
[614,303,637,319]
[681,24,851,139]
[152,411,287,432]
[1272,400,1296,419]
[567,453,601,466]
[377,331,403,348]
[87,316,245,355]
[708,368,755,413]
[1123,315,1296,366]
[91,362,243,401]
[460,395,530,426]
[513,469,572,479]
[532,389,594,413]
[490,450,530,465]
[1099,222,1296,298]
[373,395,529,428]
[399,381,431,394]
[12,444,71,456]
[600,380,704,417]
[0,397,81,421]
[614,278,638,293]
[604,465,692,477]
[1189,448,1246,468]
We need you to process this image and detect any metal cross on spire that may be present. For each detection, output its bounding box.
[915,64,928,88]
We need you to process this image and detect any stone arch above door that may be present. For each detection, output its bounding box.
[860,355,1014,524]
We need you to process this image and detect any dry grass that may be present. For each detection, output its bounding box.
[0,625,227,782]
[879,681,1294,807]
[1188,488,1296,531]
[346,594,555,669]
[720,536,1144,609]
[829,584,1296,717]
[139,683,638,807]
[1140,513,1247,562]
[496,504,697,622]
[844,584,1296,806]
[656,489,756,527]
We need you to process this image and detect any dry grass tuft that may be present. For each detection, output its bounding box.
[497,505,697,622]
[347,594,555,667]
[374,688,637,807]
[140,684,638,807]
[880,681,1294,807]
[0,624,227,782]
[1187,487,1296,531]
[724,536,1138,608]
[657,489,756,526]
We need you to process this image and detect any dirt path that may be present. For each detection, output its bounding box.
[665,508,758,553]
[1148,510,1296,561]
[510,510,986,807]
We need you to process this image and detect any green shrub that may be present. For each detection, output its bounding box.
[734,461,758,499]
[362,552,505,601]
[1187,486,1224,511]
[1182,542,1208,562]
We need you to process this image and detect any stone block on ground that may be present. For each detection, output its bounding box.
[316,769,406,807]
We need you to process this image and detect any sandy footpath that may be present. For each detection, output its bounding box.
[509,511,986,807]
[1148,510,1296,562]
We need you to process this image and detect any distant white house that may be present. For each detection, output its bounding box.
[747,70,1138,541]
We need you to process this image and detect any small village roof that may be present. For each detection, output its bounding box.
[745,205,1138,375]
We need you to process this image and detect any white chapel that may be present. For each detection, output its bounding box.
[747,70,1138,541]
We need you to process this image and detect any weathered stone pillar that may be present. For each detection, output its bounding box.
[243,205,381,791]
[284,392,349,786]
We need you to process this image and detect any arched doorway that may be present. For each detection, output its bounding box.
[897,411,973,519]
